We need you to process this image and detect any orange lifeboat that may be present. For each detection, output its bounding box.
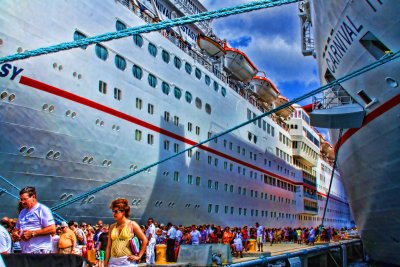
[274,96,295,118]
[197,34,226,58]
[250,72,280,104]
[224,44,258,83]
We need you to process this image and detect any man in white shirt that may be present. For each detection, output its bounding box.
[190,225,201,245]
[12,186,56,254]
[145,218,156,264]
[166,222,177,262]
[255,222,264,252]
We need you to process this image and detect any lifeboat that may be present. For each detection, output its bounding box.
[274,96,295,118]
[196,34,226,58]
[250,72,280,104]
[224,45,258,83]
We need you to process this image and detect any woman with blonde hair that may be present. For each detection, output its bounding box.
[105,198,148,267]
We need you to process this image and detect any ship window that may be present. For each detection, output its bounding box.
[195,68,202,79]
[174,56,182,69]
[73,31,88,49]
[114,88,122,100]
[135,98,142,109]
[195,97,202,109]
[185,91,192,103]
[162,50,170,63]
[116,20,127,31]
[174,87,182,100]
[135,129,142,141]
[185,63,192,75]
[95,44,108,61]
[205,103,211,114]
[148,103,154,114]
[99,80,107,94]
[161,82,170,95]
[221,87,226,97]
[148,73,157,88]
[133,34,143,47]
[196,176,201,186]
[148,43,157,57]
[132,65,142,79]
[205,75,211,86]
[114,55,126,71]
[148,134,154,145]
[360,31,390,60]
[213,81,219,92]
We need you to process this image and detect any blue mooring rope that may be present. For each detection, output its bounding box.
[50,50,400,212]
[0,0,298,64]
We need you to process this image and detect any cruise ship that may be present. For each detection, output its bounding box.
[299,0,400,264]
[0,0,352,230]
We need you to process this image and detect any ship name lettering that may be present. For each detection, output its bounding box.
[0,63,24,81]
[325,16,363,74]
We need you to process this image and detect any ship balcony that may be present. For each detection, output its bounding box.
[304,191,317,200]
[303,206,318,213]
[302,171,317,187]
[292,150,318,167]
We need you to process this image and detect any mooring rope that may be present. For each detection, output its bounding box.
[50,50,400,212]
[0,0,298,64]
[321,128,344,228]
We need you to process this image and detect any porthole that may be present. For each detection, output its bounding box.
[116,20,127,31]
[213,81,219,92]
[115,55,127,71]
[73,72,77,77]
[88,157,94,164]
[185,63,192,75]
[53,151,61,159]
[77,74,82,79]
[221,87,227,97]
[133,34,143,47]
[71,112,77,118]
[205,103,212,114]
[95,44,108,61]
[95,119,100,125]
[107,161,112,167]
[103,160,108,166]
[136,200,141,205]
[83,156,89,163]
[174,56,182,69]
[42,104,49,111]
[386,77,398,88]
[26,147,35,155]
[48,105,55,113]
[73,31,88,49]
[148,73,157,88]
[66,110,71,117]
[100,121,104,127]
[116,126,120,131]
[162,50,170,63]
[53,63,58,69]
[129,164,134,170]
[8,93,16,102]
[185,91,192,103]
[161,82,170,95]
[58,65,63,71]
[195,68,202,79]
[195,97,202,109]
[148,43,157,57]
[60,193,68,201]
[17,47,23,53]
[174,87,182,100]
[132,65,143,79]
[1,92,8,100]
[205,75,210,86]
[46,150,54,159]
[112,125,116,130]
[19,146,27,154]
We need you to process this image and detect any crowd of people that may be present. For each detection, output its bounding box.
[0,186,355,267]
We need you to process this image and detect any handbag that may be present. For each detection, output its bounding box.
[129,222,141,255]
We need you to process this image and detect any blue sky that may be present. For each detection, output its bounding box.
[199,0,320,105]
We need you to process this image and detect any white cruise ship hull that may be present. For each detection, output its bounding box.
[310,0,400,264]
[0,0,351,231]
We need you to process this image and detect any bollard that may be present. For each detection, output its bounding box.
[156,244,167,264]
[248,239,256,252]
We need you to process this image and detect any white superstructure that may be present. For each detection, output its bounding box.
[304,0,400,264]
[0,0,351,230]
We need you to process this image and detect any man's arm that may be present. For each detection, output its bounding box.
[22,224,56,240]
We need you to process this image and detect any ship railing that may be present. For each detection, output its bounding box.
[312,92,355,110]
[304,206,318,212]
[304,191,317,200]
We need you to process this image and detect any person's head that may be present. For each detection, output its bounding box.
[0,217,9,228]
[148,218,153,226]
[191,225,196,231]
[19,186,37,210]
[97,220,103,227]
[60,221,69,233]
[167,222,172,229]
[68,220,76,229]
[255,222,259,227]
[109,198,130,219]
[81,222,87,229]
[102,224,109,233]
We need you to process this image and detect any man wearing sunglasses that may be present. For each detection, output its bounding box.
[12,186,56,254]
